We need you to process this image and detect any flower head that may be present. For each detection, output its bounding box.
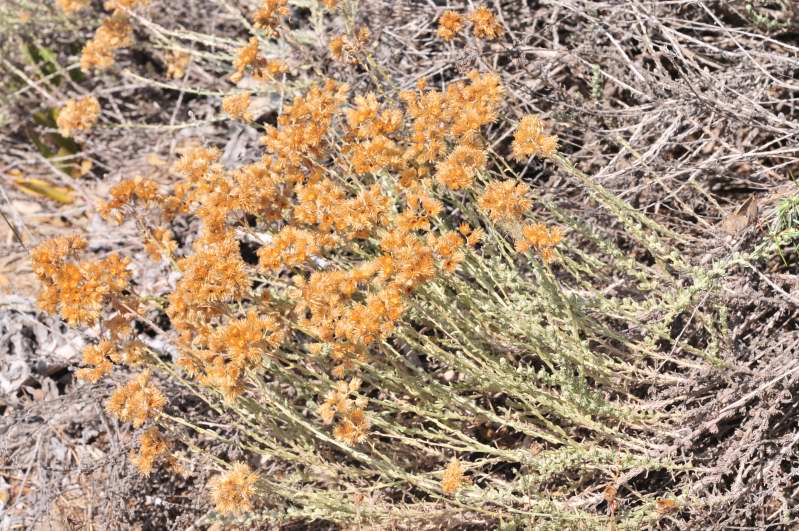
[56,0,89,13]
[222,91,253,122]
[209,462,259,515]
[56,96,100,137]
[478,180,532,225]
[441,457,465,494]
[511,115,558,160]
[80,15,133,72]
[129,427,170,475]
[106,370,167,427]
[437,10,463,41]
[469,6,504,40]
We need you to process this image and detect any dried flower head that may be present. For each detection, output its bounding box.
[56,0,89,13]
[511,115,558,160]
[31,235,131,325]
[99,176,162,222]
[258,226,319,271]
[478,180,532,225]
[333,407,370,445]
[441,457,465,494]
[253,0,289,31]
[230,37,287,83]
[515,223,563,261]
[76,340,117,383]
[166,50,190,79]
[329,35,345,61]
[437,10,463,41]
[469,6,504,40]
[329,27,370,63]
[231,37,259,83]
[129,427,169,475]
[106,370,167,427]
[435,144,486,190]
[56,96,100,137]
[80,15,133,72]
[222,91,253,122]
[209,462,259,515]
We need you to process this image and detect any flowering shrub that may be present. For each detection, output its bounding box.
[29,0,736,527]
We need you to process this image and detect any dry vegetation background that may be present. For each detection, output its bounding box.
[2,0,799,529]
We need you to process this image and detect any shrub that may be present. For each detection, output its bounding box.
[29,1,745,528]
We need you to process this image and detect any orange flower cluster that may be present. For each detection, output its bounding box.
[209,462,259,515]
[77,340,117,383]
[80,15,133,72]
[329,27,370,63]
[106,370,166,427]
[167,236,251,327]
[159,72,557,408]
[129,427,170,475]
[56,95,100,137]
[346,93,403,139]
[231,37,289,83]
[441,457,465,494]
[178,309,286,401]
[401,72,502,173]
[437,10,463,41]
[252,0,289,31]
[99,176,162,222]
[435,144,486,190]
[516,223,563,262]
[257,226,319,271]
[318,379,370,444]
[292,181,389,239]
[36,63,562,459]
[478,180,532,225]
[166,50,191,79]
[77,339,144,382]
[511,115,558,160]
[478,181,562,260]
[262,79,349,171]
[458,223,485,247]
[55,0,89,13]
[436,6,504,42]
[469,6,504,40]
[345,93,403,175]
[222,91,253,122]
[31,235,131,326]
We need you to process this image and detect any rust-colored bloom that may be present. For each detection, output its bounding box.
[441,457,465,494]
[129,427,170,475]
[515,223,563,261]
[106,370,167,428]
[209,462,259,515]
[469,6,504,40]
[478,180,532,225]
[222,91,253,122]
[56,96,100,137]
[80,15,133,72]
[252,0,288,31]
[511,115,558,160]
[55,0,89,13]
[437,10,463,41]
